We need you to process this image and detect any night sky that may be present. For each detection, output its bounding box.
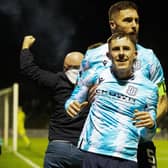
[0,0,168,127]
[0,1,167,126]
[0,0,167,88]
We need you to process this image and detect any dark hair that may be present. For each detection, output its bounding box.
[108,1,138,21]
[107,31,136,48]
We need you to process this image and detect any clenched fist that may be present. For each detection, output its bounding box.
[22,35,36,49]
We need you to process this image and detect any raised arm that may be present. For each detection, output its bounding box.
[20,35,60,89]
[22,35,36,49]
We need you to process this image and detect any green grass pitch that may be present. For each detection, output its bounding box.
[0,138,167,168]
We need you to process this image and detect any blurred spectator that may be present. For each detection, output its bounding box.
[18,106,31,148]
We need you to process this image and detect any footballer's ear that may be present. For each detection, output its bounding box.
[134,51,138,60]
[109,20,116,31]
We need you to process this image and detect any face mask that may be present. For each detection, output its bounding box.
[65,69,79,84]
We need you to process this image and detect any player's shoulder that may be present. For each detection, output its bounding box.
[85,42,108,56]
[137,44,153,53]
[87,42,105,50]
[135,71,158,90]
[136,44,161,67]
[136,44,156,58]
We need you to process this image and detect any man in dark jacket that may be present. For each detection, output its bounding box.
[20,35,87,168]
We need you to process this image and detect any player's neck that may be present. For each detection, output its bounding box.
[112,68,133,80]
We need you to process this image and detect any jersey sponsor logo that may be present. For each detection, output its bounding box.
[96,89,136,104]
[126,86,137,96]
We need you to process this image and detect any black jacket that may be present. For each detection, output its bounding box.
[20,49,88,145]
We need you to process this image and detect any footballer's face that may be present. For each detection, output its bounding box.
[110,8,139,42]
[108,36,137,78]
